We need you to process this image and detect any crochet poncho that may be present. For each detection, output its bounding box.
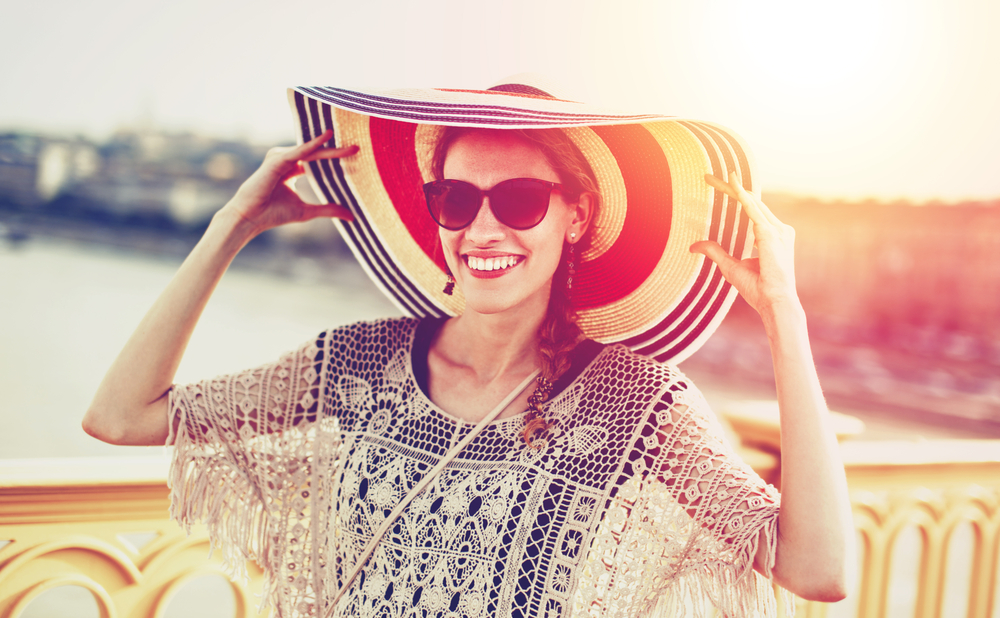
[168,318,784,617]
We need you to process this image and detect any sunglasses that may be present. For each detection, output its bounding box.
[423,178,564,231]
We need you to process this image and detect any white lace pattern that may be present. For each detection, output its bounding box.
[168,318,785,617]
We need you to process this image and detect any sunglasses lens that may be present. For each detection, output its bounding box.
[491,179,552,229]
[424,178,555,230]
[425,181,481,230]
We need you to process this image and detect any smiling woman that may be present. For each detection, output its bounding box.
[82,77,853,617]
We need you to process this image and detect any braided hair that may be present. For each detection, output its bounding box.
[432,127,602,447]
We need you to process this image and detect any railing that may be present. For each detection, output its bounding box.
[829,440,1000,618]
[2,432,999,617]
[724,402,1000,618]
[0,457,265,618]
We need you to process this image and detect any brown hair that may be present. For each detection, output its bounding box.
[432,127,601,446]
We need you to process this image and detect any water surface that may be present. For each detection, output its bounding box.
[0,237,400,459]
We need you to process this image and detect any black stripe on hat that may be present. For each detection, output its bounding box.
[294,92,446,318]
[297,87,663,127]
[634,122,754,362]
[302,101,428,313]
[619,122,730,355]
[295,93,417,314]
[624,122,742,359]
[304,86,647,121]
[695,122,752,260]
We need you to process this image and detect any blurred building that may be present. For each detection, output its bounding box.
[0,129,268,230]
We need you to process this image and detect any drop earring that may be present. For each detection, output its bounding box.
[566,233,577,291]
[443,274,455,296]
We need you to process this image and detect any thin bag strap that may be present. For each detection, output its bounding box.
[325,369,541,616]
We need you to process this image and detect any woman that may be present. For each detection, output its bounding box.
[83,80,852,617]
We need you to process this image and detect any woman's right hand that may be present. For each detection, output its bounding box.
[221,129,357,238]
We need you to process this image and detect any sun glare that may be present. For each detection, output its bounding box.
[720,0,906,119]
[735,2,887,94]
[673,0,987,200]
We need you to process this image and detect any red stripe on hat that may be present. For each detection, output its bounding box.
[369,117,447,272]
[574,125,672,310]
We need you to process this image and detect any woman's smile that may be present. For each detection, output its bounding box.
[463,253,523,276]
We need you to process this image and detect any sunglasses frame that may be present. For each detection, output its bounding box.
[423,178,564,231]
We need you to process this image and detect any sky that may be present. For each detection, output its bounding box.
[2,0,998,202]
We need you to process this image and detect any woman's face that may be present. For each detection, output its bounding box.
[440,131,590,317]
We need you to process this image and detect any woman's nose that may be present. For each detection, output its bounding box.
[465,197,504,240]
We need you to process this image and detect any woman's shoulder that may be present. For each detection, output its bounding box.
[558,344,709,426]
[590,343,697,390]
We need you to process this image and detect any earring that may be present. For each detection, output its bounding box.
[443,274,455,296]
[566,241,576,291]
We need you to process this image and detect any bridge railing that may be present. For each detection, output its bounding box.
[1,432,998,617]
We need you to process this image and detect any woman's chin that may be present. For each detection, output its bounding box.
[457,283,551,319]
[460,292,524,317]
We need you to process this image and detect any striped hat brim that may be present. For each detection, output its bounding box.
[288,82,756,364]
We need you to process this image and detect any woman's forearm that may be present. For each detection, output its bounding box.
[763,300,853,601]
[82,209,256,445]
[82,133,355,446]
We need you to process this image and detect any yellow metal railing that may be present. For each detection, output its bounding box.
[832,440,1000,618]
[2,433,999,617]
[0,457,264,618]
[724,401,1000,618]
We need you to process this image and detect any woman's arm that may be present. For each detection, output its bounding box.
[691,173,853,602]
[82,131,356,446]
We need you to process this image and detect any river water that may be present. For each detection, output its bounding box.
[0,235,400,459]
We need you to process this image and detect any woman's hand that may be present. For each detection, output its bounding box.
[690,172,799,316]
[222,129,357,238]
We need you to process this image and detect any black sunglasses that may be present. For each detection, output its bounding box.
[423,178,564,231]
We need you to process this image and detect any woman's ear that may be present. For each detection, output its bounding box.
[568,192,595,240]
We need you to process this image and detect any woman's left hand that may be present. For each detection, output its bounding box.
[690,172,799,316]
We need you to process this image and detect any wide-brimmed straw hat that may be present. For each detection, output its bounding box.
[287,76,757,364]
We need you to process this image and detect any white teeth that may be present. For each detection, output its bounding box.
[467,256,519,271]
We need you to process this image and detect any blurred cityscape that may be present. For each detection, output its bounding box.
[686,193,1000,435]
[2,128,999,434]
[0,129,349,276]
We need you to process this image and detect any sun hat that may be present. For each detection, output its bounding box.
[287,76,757,364]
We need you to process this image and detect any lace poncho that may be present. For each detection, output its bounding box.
[168,318,784,618]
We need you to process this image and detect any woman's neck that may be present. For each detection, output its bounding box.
[434,303,547,383]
